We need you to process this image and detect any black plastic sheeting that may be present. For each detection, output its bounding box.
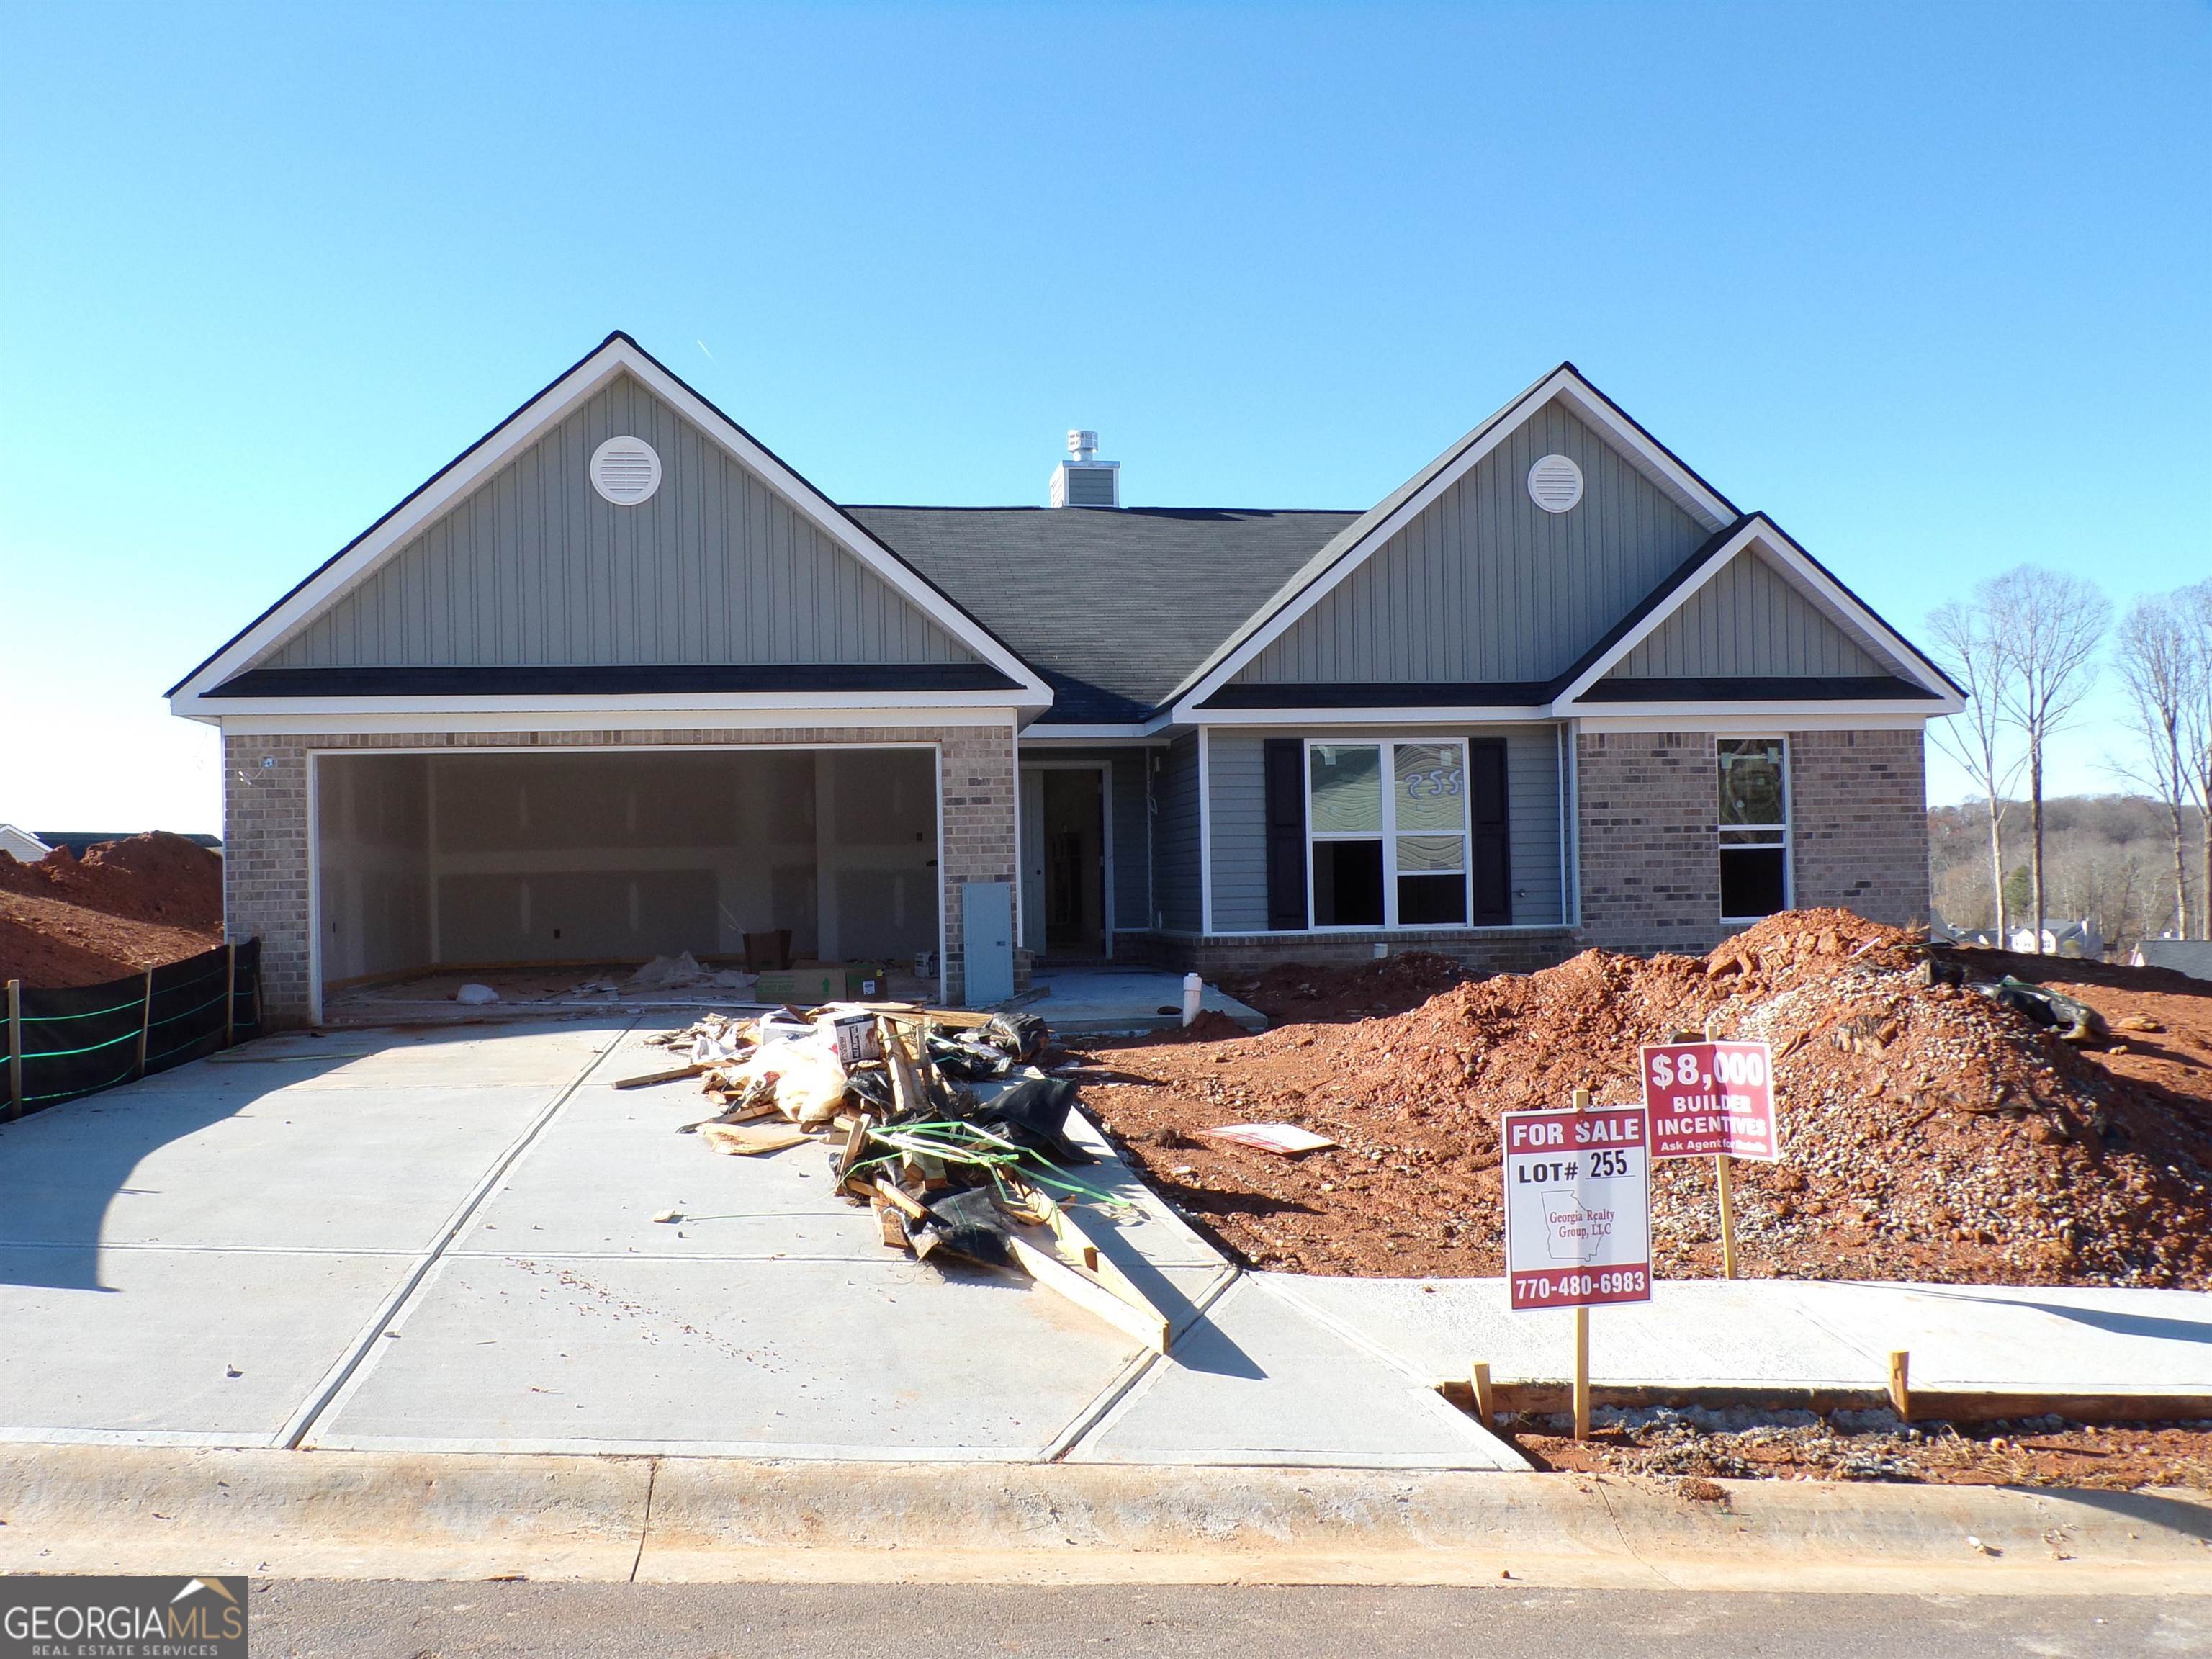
[8,938,262,1117]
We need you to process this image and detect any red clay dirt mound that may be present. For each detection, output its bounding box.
[1223,950,1477,1023]
[0,832,225,987]
[0,832,222,930]
[1083,908,2212,1289]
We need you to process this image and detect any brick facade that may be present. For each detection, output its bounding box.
[1786,727,1930,928]
[1575,729,1725,954]
[222,719,1925,1025]
[222,724,1015,1028]
[1119,927,1578,979]
[1572,725,1930,956]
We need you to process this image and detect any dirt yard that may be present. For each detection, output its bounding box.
[1076,909,2212,1289]
[1504,1407,2212,1492]
[0,832,223,986]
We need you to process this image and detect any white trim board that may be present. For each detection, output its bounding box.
[1164,365,1738,717]
[169,333,1054,716]
[210,706,1025,737]
[1549,516,1962,712]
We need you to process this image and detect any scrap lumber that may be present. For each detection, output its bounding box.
[1005,1232,1171,1354]
[879,1017,927,1116]
[697,1122,809,1156]
[615,1060,716,1090]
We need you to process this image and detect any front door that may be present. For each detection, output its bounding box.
[1019,765,1108,960]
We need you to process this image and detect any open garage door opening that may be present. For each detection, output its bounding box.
[313,747,940,1014]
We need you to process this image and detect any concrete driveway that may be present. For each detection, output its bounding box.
[0,1019,1515,1469]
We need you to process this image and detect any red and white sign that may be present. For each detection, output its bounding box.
[1501,1105,1653,1310]
[1641,1041,1780,1161]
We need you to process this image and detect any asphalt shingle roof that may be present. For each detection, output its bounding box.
[845,505,1359,722]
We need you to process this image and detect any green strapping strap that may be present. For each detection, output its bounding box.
[22,1061,139,1104]
[19,994,148,1025]
[145,989,231,1030]
[22,1025,142,1061]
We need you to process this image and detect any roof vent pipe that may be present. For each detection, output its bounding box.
[1050,428,1120,508]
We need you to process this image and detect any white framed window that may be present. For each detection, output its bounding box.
[1717,736,1790,922]
[1305,738,1470,929]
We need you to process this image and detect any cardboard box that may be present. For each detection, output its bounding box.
[753,962,896,1006]
[753,965,848,1005]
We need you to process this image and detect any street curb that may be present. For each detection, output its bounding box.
[2,1445,2207,1592]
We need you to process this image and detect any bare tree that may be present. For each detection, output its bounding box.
[2113,593,2199,938]
[1927,598,2023,939]
[2180,578,2212,938]
[1986,567,2111,953]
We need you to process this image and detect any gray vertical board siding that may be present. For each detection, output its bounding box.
[1153,734,1203,931]
[1610,549,1887,678]
[1206,726,1565,932]
[268,374,976,670]
[1232,401,1707,685]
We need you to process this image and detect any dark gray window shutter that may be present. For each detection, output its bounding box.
[1469,739,1511,925]
[1264,738,1308,930]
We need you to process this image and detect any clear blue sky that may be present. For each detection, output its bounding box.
[3,1,2206,834]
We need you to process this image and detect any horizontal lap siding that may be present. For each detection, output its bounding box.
[1233,402,1709,685]
[269,374,974,670]
[1208,732,1269,930]
[1206,725,1565,932]
[1154,734,1202,932]
[1503,727,1565,926]
[1613,551,1886,678]
[1112,749,1151,931]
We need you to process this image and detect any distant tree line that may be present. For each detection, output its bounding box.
[1928,794,2206,953]
[1928,572,2212,950]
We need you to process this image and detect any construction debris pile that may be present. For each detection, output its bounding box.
[631,1002,1170,1350]
[1082,908,2212,1289]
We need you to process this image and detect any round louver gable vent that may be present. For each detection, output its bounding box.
[590,436,662,505]
[1527,454,1583,513]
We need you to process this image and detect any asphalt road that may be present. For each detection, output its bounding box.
[250,1581,2208,1658]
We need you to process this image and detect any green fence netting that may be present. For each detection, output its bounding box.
[7,938,262,1115]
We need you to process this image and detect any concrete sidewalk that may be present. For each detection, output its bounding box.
[1269,1273,2212,1405]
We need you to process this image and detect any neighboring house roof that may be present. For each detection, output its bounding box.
[0,823,53,862]
[846,506,1358,723]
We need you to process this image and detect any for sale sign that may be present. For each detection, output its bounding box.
[1501,1104,1653,1310]
[1642,1041,1779,1161]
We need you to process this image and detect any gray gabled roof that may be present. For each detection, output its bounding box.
[845,506,1358,722]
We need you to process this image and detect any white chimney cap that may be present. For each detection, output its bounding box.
[1067,429,1099,462]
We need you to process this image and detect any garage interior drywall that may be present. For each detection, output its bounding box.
[315,747,938,987]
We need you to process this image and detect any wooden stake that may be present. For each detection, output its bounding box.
[1570,1087,1593,1439]
[1573,1305,1592,1440]
[135,968,154,1079]
[1715,1154,1739,1279]
[1888,1349,1912,1421]
[1470,1360,1494,1425]
[6,979,21,1120]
